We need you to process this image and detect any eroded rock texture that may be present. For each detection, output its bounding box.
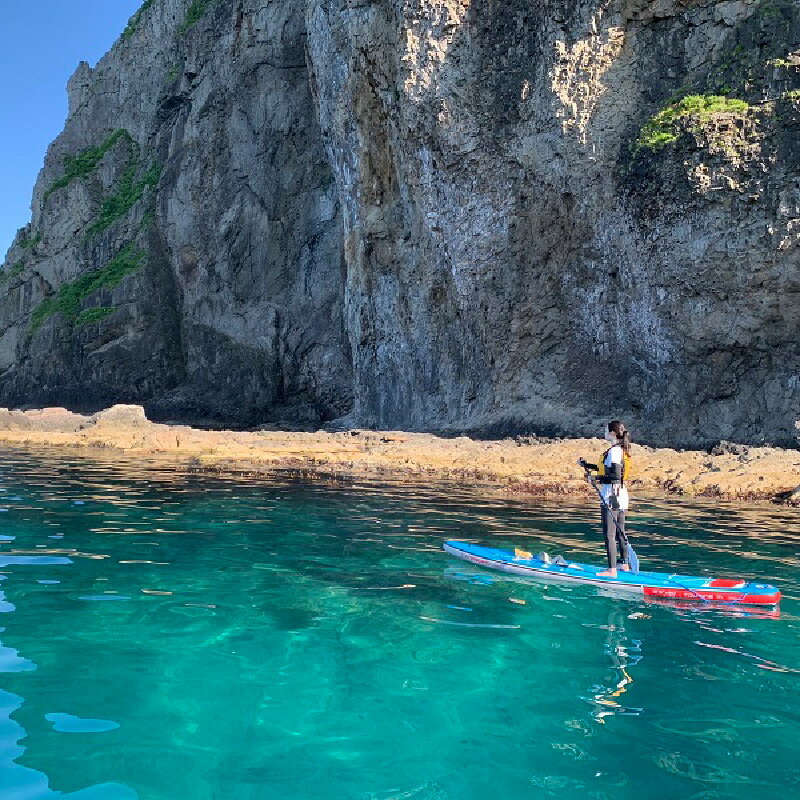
[2,0,799,445]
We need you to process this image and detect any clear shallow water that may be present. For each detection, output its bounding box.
[0,450,798,800]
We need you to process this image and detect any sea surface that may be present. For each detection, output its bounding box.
[0,449,798,800]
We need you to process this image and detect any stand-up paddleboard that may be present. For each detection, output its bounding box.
[443,541,780,606]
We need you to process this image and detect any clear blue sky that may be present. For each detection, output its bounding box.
[0,0,142,258]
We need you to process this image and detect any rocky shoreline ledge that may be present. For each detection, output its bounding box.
[0,405,798,505]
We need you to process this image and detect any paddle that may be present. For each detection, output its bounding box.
[581,464,639,574]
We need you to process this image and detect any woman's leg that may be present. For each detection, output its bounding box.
[615,510,628,565]
[602,506,617,570]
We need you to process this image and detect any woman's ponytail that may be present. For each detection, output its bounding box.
[608,420,631,455]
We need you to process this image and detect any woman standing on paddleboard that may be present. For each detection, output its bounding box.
[579,421,632,578]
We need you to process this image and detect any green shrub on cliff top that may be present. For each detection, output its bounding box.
[43,129,133,203]
[636,94,751,151]
[122,0,155,41]
[30,244,145,333]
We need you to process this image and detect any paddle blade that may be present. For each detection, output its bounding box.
[627,543,640,574]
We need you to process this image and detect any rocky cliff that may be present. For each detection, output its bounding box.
[2,0,799,446]
[0,0,352,427]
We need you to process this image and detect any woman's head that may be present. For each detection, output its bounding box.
[605,420,631,454]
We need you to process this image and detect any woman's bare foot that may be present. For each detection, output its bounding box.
[597,569,617,578]
[619,564,631,572]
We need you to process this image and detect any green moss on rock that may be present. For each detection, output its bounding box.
[85,162,161,238]
[40,128,159,240]
[43,129,133,203]
[19,233,41,251]
[0,260,25,286]
[635,95,751,152]
[30,244,145,333]
[180,0,217,34]
[75,307,116,326]
[121,0,155,41]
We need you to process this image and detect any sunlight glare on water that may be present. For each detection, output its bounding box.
[0,449,798,800]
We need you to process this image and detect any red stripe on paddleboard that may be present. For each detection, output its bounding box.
[741,591,781,605]
[707,579,745,588]
[643,586,780,604]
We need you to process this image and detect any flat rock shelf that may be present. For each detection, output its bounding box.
[0,405,798,503]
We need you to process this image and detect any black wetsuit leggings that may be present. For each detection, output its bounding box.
[601,505,628,570]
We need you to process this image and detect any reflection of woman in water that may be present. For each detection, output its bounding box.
[588,609,643,723]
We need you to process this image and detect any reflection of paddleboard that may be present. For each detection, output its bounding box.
[443,541,780,606]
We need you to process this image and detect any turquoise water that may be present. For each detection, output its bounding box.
[0,450,798,800]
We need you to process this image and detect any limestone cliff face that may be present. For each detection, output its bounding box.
[0,0,351,425]
[306,0,800,446]
[2,0,799,445]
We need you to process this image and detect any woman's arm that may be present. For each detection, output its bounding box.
[598,446,623,483]
[598,462,623,483]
